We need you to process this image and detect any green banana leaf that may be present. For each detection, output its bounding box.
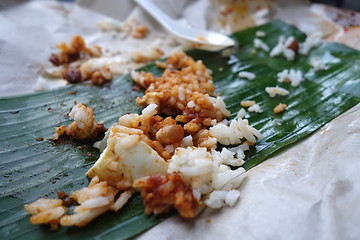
[0,20,359,239]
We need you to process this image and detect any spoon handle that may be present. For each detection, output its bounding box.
[134,0,175,33]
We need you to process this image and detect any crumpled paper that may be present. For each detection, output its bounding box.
[1,0,359,239]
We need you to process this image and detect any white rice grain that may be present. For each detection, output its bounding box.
[270,35,296,61]
[254,38,269,52]
[255,30,266,37]
[310,57,326,71]
[236,108,247,119]
[211,167,246,191]
[265,86,289,98]
[178,86,185,101]
[141,104,157,117]
[238,71,256,80]
[225,190,240,207]
[187,100,196,108]
[299,32,322,55]
[248,103,261,113]
[213,96,231,116]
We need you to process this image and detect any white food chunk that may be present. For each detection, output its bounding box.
[86,125,168,190]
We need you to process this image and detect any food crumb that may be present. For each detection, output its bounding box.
[206,219,211,223]
[68,90,78,95]
[155,61,167,68]
[132,85,142,91]
[241,100,256,108]
[131,24,149,39]
[57,191,69,199]
[274,103,287,114]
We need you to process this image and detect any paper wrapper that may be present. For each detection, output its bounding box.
[138,103,360,239]
[1,0,359,239]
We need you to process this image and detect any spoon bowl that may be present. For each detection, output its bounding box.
[134,0,235,51]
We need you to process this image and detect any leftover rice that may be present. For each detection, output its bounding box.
[238,71,256,80]
[131,24,149,39]
[310,57,326,71]
[265,86,290,98]
[52,103,106,142]
[277,69,304,87]
[26,51,263,229]
[49,35,113,85]
[254,38,269,52]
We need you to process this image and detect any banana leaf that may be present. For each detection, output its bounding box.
[0,20,359,239]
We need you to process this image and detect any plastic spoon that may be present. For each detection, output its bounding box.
[134,0,235,51]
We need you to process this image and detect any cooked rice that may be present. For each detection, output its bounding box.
[209,109,263,145]
[132,51,229,130]
[254,38,269,52]
[205,189,240,208]
[24,199,66,230]
[274,103,287,114]
[131,24,149,39]
[134,173,198,218]
[310,57,326,71]
[241,100,255,107]
[60,176,122,227]
[52,103,106,141]
[236,108,247,119]
[238,71,256,80]
[277,69,304,87]
[265,86,290,98]
[131,47,164,63]
[49,35,101,67]
[97,20,123,32]
[24,176,133,229]
[248,103,261,113]
[28,51,265,227]
[49,35,116,85]
[270,35,297,61]
[299,32,322,55]
[255,30,266,37]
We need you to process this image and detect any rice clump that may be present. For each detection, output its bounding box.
[277,69,304,87]
[270,36,296,61]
